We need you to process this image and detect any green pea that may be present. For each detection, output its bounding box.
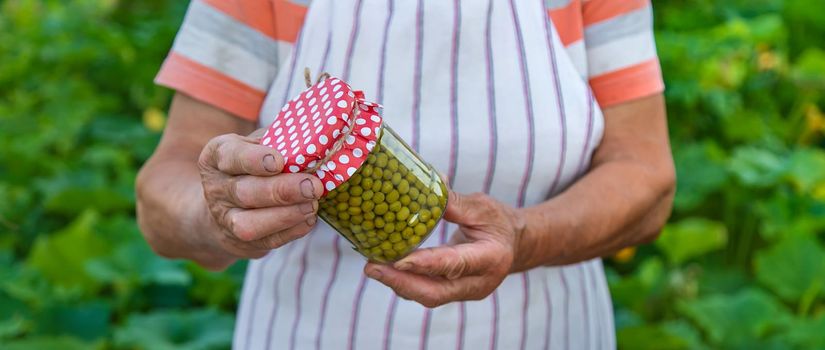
[397,207,410,221]
[375,217,385,228]
[370,247,382,256]
[408,215,420,227]
[383,211,396,222]
[402,227,414,239]
[431,206,443,219]
[361,200,375,212]
[393,241,408,252]
[363,221,374,230]
[348,207,362,216]
[381,181,393,194]
[338,212,350,221]
[400,195,411,206]
[362,178,373,190]
[371,180,382,192]
[351,216,364,225]
[419,209,431,222]
[378,232,390,241]
[362,165,373,176]
[372,168,383,179]
[389,201,402,212]
[409,202,421,213]
[366,230,377,237]
[374,202,388,215]
[335,202,348,212]
[414,223,427,236]
[408,187,420,199]
[389,233,402,243]
[348,196,362,207]
[384,250,398,259]
[391,173,402,185]
[364,212,376,220]
[355,233,367,242]
[383,222,396,233]
[383,169,393,180]
[350,174,362,185]
[426,219,436,229]
[362,190,374,201]
[376,154,388,167]
[398,180,410,194]
[389,190,402,202]
[408,235,421,246]
[388,158,399,171]
[368,237,379,247]
[416,193,427,205]
[366,154,376,164]
[427,194,439,207]
[349,186,363,196]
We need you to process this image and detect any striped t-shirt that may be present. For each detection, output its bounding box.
[156,1,663,349]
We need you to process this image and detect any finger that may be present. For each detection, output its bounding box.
[392,241,500,280]
[225,203,318,242]
[237,216,318,251]
[443,191,488,226]
[200,134,285,176]
[228,174,323,208]
[248,128,268,139]
[365,263,476,308]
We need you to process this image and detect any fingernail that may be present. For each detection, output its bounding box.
[367,267,383,280]
[305,215,317,227]
[300,178,316,199]
[263,154,278,172]
[300,202,315,214]
[395,262,412,271]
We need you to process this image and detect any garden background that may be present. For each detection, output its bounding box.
[1,0,824,349]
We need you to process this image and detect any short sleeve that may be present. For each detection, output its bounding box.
[155,0,307,121]
[582,0,664,107]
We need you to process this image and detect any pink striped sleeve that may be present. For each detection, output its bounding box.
[582,0,664,107]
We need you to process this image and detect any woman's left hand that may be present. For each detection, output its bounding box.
[364,191,525,308]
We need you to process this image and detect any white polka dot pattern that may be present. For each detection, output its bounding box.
[260,77,383,195]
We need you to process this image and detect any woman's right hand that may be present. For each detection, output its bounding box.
[196,132,324,259]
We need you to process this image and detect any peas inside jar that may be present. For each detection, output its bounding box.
[318,126,448,262]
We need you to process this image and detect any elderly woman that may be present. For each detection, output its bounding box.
[136,0,674,349]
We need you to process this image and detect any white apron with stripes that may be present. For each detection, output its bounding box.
[235,1,612,349]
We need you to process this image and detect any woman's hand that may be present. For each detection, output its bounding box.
[197,132,324,260]
[364,191,525,308]
[136,93,324,270]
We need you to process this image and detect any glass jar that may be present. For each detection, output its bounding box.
[317,125,448,262]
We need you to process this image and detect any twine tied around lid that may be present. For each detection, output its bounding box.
[301,68,364,177]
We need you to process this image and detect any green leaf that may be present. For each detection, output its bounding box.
[114,309,234,350]
[33,301,110,341]
[86,240,191,286]
[678,288,793,347]
[656,218,728,265]
[791,48,825,88]
[779,315,825,349]
[1,336,90,350]
[617,324,692,350]
[673,141,728,211]
[784,148,825,193]
[25,211,108,292]
[728,147,785,188]
[754,235,825,303]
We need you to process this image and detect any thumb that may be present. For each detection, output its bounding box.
[444,191,483,226]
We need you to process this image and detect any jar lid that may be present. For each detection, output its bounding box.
[260,77,383,195]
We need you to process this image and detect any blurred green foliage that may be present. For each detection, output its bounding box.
[0,0,823,349]
[0,1,243,349]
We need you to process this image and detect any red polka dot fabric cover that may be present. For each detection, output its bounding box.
[260,77,383,195]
